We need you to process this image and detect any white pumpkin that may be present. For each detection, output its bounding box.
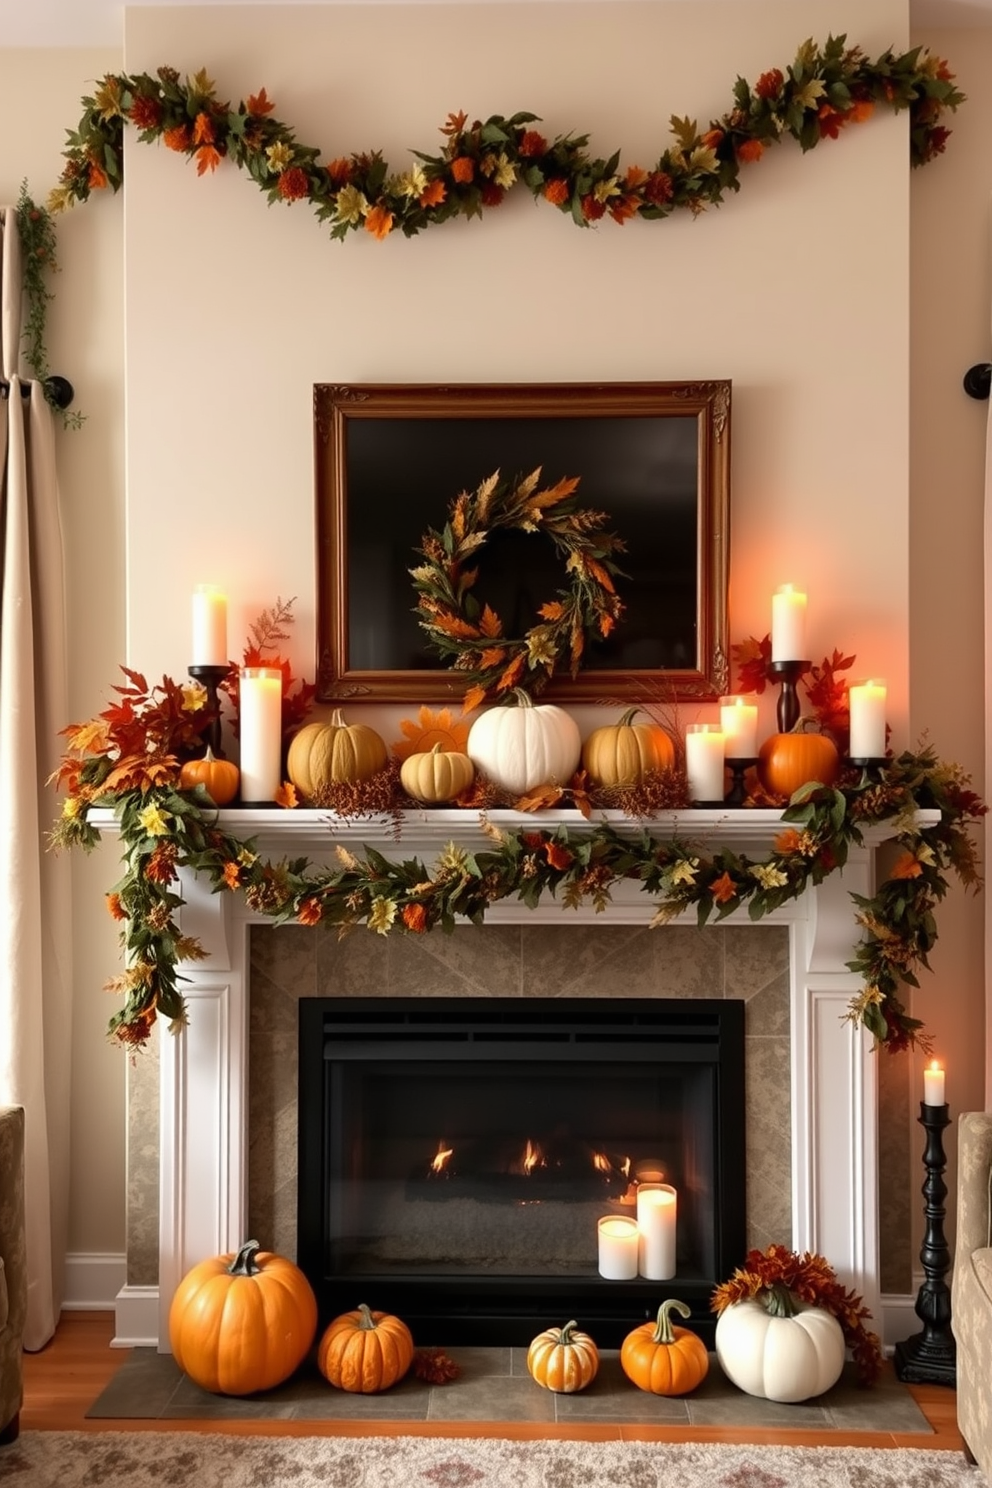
[466,690,581,797]
[714,1288,846,1403]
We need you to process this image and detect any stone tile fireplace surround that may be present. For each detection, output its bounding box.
[114,807,922,1350]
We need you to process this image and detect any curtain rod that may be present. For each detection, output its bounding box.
[0,375,74,408]
[964,363,991,400]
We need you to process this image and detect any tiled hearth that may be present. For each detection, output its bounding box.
[114,807,921,1350]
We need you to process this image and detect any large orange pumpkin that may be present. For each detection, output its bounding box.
[620,1298,710,1396]
[757,726,840,800]
[317,1303,414,1393]
[168,1239,317,1395]
[287,711,388,797]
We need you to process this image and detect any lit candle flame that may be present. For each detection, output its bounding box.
[429,1141,453,1175]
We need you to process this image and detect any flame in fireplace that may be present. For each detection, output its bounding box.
[507,1138,546,1177]
[429,1141,454,1176]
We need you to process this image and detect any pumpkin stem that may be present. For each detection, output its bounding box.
[356,1302,379,1331]
[618,708,642,727]
[227,1239,262,1277]
[652,1297,692,1345]
[509,688,535,708]
[763,1283,800,1319]
[330,708,346,727]
[555,1319,579,1345]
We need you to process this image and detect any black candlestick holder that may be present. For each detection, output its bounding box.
[724,757,758,807]
[846,756,888,785]
[187,663,232,757]
[767,660,810,733]
[893,1102,957,1387]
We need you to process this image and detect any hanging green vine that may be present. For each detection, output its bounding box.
[13,184,83,428]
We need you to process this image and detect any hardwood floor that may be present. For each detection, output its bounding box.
[20,1311,966,1448]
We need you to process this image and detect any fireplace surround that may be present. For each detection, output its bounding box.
[296,995,746,1345]
[100,804,934,1350]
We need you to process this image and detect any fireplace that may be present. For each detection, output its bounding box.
[297,995,746,1345]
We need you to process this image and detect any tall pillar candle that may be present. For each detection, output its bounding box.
[848,679,887,759]
[771,584,808,662]
[191,585,228,666]
[685,724,725,803]
[923,1060,946,1106]
[719,695,758,758]
[637,1182,677,1280]
[597,1216,639,1280]
[239,667,283,802]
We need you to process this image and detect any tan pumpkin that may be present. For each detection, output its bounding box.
[757,723,840,800]
[400,743,475,804]
[317,1303,414,1393]
[168,1239,318,1396]
[466,689,581,797]
[179,745,240,806]
[287,711,388,797]
[527,1319,600,1393]
[581,708,675,787]
[620,1298,710,1396]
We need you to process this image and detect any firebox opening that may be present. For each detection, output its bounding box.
[298,997,745,1347]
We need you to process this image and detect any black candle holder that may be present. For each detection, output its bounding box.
[187,663,232,757]
[845,756,889,785]
[893,1102,957,1387]
[724,757,758,807]
[767,659,810,733]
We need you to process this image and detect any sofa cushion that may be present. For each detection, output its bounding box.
[0,1257,7,1331]
[971,1247,992,1308]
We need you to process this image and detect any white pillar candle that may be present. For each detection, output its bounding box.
[848,679,887,759]
[597,1215,639,1280]
[719,695,758,759]
[637,1182,677,1280]
[923,1060,945,1106]
[191,585,228,666]
[239,667,283,802]
[771,584,808,662]
[685,724,725,803]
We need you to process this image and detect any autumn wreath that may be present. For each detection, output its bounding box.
[410,468,625,711]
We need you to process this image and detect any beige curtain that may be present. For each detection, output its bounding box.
[0,205,72,1350]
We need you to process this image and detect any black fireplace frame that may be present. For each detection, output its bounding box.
[298,996,746,1347]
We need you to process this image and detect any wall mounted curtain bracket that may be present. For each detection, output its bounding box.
[0,374,75,409]
[963,363,991,400]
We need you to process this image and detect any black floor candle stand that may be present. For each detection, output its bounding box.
[893,1101,957,1386]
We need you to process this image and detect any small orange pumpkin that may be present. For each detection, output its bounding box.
[527,1319,600,1393]
[620,1298,710,1396]
[168,1239,317,1396]
[179,745,240,806]
[758,723,840,800]
[581,708,675,788]
[317,1303,414,1393]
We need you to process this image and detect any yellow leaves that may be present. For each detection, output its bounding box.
[138,803,171,838]
[334,845,362,872]
[335,184,370,226]
[368,896,397,935]
[688,145,720,175]
[94,76,125,122]
[190,68,217,98]
[793,78,827,111]
[266,140,293,174]
[64,720,110,755]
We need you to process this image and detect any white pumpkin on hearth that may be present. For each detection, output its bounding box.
[466,690,581,796]
[715,1287,846,1403]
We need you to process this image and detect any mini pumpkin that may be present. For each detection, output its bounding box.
[400,742,475,804]
[287,711,388,797]
[466,688,581,797]
[620,1298,710,1396]
[714,1284,845,1402]
[757,723,840,800]
[527,1319,600,1393]
[317,1303,414,1393]
[179,745,240,806]
[168,1238,317,1396]
[581,708,675,788]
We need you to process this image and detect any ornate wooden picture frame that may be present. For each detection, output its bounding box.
[313,380,731,703]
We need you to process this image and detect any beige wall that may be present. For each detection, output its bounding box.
[1,1,988,1267]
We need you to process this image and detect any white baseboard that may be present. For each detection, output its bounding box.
[62,1252,126,1311]
[112,1284,161,1349]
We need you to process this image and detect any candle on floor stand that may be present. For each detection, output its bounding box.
[239,667,283,802]
[771,584,808,662]
[719,696,758,759]
[685,724,725,803]
[848,679,887,759]
[923,1060,945,1106]
[597,1216,639,1280]
[636,1182,677,1280]
[191,585,228,667]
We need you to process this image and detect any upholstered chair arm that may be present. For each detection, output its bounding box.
[956,1111,992,1262]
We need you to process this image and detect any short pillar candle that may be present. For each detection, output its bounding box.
[685,724,725,803]
[771,584,807,662]
[191,585,228,667]
[719,695,758,758]
[637,1182,677,1280]
[239,667,283,802]
[597,1216,639,1280]
[849,679,887,759]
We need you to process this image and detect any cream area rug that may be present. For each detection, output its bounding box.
[1,1432,986,1488]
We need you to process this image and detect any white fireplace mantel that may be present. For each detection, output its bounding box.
[95,804,936,1350]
